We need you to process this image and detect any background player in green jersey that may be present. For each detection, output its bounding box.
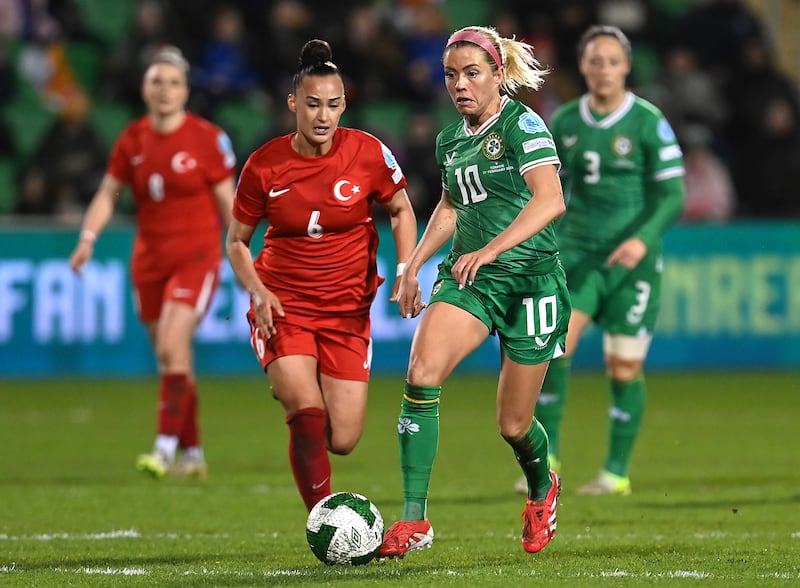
[378,25,569,559]
[515,25,686,497]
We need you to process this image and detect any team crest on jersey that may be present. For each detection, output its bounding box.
[171,151,197,173]
[431,280,444,297]
[482,132,505,160]
[333,179,361,202]
[611,135,633,157]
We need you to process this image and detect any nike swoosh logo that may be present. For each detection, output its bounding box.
[269,188,290,198]
[311,477,329,490]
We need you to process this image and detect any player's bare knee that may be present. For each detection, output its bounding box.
[327,430,360,455]
[498,418,530,442]
[328,439,357,456]
[406,360,442,387]
[605,356,643,381]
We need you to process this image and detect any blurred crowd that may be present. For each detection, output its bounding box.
[1,0,799,223]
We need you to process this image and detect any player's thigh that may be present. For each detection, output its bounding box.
[319,375,368,454]
[153,301,200,372]
[564,308,593,358]
[407,300,490,386]
[267,354,324,413]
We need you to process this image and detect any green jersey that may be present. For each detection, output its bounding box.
[435,96,561,274]
[550,92,685,255]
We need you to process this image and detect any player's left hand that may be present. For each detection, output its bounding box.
[606,237,647,269]
[451,247,497,289]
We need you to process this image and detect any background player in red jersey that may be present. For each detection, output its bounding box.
[69,46,237,480]
[226,39,418,512]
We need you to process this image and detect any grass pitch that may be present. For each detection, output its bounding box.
[0,371,798,586]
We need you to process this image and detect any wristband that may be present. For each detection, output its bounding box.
[396,263,407,277]
[80,230,97,244]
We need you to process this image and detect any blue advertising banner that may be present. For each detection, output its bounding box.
[0,222,798,377]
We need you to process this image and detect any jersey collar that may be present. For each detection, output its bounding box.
[579,91,635,128]
[462,95,510,136]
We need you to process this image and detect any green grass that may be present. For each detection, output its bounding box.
[1,372,798,586]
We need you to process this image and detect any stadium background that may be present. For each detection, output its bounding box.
[1,0,799,377]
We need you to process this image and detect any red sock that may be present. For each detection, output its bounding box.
[179,379,200,449]
[286,407,331,511]
[158,374,189,437]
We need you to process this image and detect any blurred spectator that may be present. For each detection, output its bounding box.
[670,0,765,83]
[724,36,800,218]
[647,44,727,149]
[394,2,449,105]
[47,0,103,45]
[99,0,178,110]
[544,0,597,87]
[491,9,564,122]
[400,111,439,221]
[0,39,14,105]
[679,124,736,222]
[15,95,106,221]
[333,3,407,108]
[597,0,648,32]
[0,119,12,158]
[0,0,61,41]
[253,0,315,102]
[190,4,263,117]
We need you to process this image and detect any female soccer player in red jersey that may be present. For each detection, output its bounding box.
[69,46,237,480]
[226,39,418,512]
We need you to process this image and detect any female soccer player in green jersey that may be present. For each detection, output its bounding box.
[378,25,569,559]
[515,25,686,497]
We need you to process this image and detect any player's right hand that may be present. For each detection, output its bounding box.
[251,288,285,338]
[395,272,425,319]
[68,242,93,275]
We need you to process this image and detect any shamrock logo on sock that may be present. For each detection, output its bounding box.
[397,417,420,435]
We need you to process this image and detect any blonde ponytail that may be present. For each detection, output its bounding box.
[445,25,549,95]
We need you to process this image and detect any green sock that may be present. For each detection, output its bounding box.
[605,375,646,478]
[535,357,571,459]
[506,418,552,500]
[398,382,441,520]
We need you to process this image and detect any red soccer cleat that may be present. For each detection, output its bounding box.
[521,470,561,553]
[377,519,434,559]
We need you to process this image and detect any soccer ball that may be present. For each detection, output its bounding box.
[306,492,384,565]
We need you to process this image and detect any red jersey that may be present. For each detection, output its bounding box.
[108,112,236,281]
[233,128,407,317]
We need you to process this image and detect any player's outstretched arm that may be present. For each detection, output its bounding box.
[69,174,122,275]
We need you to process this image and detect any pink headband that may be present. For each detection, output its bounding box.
[446,30,502,68]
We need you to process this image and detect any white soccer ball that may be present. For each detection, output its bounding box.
[306,492,384,565]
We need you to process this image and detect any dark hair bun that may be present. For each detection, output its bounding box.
[299,39,333,68]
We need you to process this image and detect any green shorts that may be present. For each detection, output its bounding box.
[429,254,571,364]
[561,248,662,336]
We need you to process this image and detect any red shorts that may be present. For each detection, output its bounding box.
[247,311,372,382]
[133,261,220,323]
